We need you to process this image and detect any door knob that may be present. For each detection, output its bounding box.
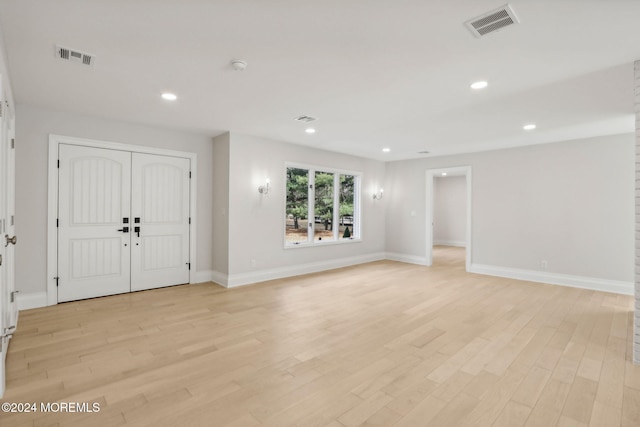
[117,227,129,233]
[4,234,16,247]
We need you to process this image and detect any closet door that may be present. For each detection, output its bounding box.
[58,145,132,302]
[130,153,190,291]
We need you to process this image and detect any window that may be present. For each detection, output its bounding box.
[285,165,360,246]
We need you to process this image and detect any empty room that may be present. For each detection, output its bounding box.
[0,1,639,426]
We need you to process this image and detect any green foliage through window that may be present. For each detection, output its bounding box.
[285,166,359,244]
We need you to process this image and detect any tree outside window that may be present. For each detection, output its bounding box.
[285,166,360,245]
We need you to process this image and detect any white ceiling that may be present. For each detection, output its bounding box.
[0,0,638,161]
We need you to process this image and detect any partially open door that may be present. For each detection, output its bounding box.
[0,85,16,398]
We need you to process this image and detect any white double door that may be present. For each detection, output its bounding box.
[58,144,190,302]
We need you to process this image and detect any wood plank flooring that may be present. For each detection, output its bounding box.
[1,246,639,426]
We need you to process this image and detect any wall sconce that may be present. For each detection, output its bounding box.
[373,188,384,200]
[258,178,270,195]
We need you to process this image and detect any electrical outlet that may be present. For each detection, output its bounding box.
[541,260,547,271]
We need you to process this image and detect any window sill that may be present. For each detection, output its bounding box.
[284,238,362,249]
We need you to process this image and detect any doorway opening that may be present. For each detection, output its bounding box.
[425,166,472,270]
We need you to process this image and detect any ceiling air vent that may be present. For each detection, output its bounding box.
[294,115,317,123]
[465,4,519,38]
[55,45,95,66]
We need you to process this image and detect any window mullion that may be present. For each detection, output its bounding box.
[333,174,339,240]
[355,176,361,238]
[308,169,315,243]
[352,176,362,239]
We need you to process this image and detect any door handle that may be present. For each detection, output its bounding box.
[134,226,140,237]
[10,290,20,303]
[4,234,16,247]
[117,227,129,233]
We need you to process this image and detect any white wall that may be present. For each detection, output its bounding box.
[212,132,230,275]
[15,104,215,294]
[14,103,635,296]
[0,18,15,113]
[223,133,386,284]
[433,176,466,246]
[385,133,635,285]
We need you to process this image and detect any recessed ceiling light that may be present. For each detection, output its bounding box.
[231,59,247,71]
[441,172,447,176]
[470,81,488,90]
[305,128,316,134]
[382,148,391,153]
[161,93,177,101]
[523,124,536,131]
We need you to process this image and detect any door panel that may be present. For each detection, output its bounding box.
[131,153,189,291]
[6,114,15,331]
[0,92,16,398]
[141,235,183,270]
[58,145,131,302]
[70,238,123,278]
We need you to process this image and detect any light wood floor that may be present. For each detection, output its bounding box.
[2,246,640,426]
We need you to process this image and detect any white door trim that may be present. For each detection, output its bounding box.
[47,134,198,306]
[425,166,472,271]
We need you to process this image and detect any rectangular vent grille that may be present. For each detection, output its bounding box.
[55,45,95,66]
[294,115,317,123]
[465,4,519,38]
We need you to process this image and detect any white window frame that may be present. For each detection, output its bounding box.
[284,162,361,248]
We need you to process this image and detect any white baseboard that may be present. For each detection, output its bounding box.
[433,240,466,248]
[191,270,214,284]
[469,264,633,295]
[16,292,48,311]
[225,252,387,288]
[385,252,428,266]
[191,270,228,287]
[210,270,228,287]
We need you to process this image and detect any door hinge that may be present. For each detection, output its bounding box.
[189,171,192,179]
[56,218,59,228]
[57,159,60,168]
[189,217,191,224]
[11,138,14,149]
[1,325,16,339]
[54,277,59,287]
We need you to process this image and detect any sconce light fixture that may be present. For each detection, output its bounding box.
[258,178,270,195]
[373,188,384,200]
